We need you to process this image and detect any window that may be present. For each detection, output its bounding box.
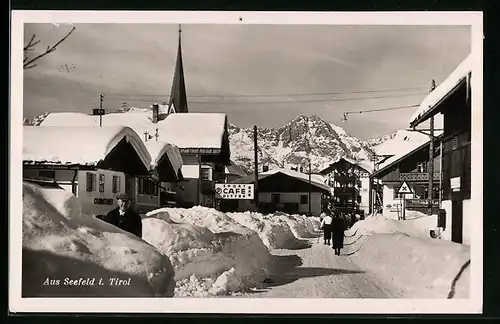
[201,167,211,181]
[112,175,120,193]
[38,170,55,179]
[86,172,96,192]
[300,195,308,205]
[139,178,159,196]
[417,162,427,173]
[99,174,105,192]
[271,193,280,204]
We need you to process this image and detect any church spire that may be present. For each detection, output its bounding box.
[166,24,189,115]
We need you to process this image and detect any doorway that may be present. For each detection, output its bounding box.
[451,192,463,243]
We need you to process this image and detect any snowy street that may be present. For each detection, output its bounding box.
[238,237,397,298]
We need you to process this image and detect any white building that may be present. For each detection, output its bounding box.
[23,125,152,216]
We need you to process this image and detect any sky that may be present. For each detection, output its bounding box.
[22,23,471,140]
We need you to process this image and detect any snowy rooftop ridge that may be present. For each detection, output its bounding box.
[40,111,228,150]
[23,125,152,169]
[143,141,183,175]
[260,168,332,193]
[155,113,227,149]
[409,53,472,126]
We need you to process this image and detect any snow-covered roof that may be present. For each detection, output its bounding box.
[155,113,227,150]
[23,125,151,169]
[409,54,472,127]
[371,134,442,178]
[40,111,228,150]
[143,141,183,176]
[319,156,374,175]
[261,168,332,193]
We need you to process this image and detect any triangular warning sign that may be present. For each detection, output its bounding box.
[397,181,413,194]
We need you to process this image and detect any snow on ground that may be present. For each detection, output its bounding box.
[226,211,299,249]
[274,213,319,239]
[143,207,272,297]
[347,211,438,240]
[343,212,470,298]
[22,180,175,297]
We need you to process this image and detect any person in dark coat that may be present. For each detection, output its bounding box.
[331,211,346,256]
[99,193,142,238]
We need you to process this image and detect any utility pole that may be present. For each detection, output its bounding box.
[308,160,312,216]
[197,150,201,206]
[253,125,259,212]
[427,79,436,216]
[99,92,104,127]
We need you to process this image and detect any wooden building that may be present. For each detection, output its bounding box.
[23,126,152,216]
[135,141,184,213]
[370,137,443,218]
[319,157,372,216]
[233,168,332,216]
[151,113,231,208]
[408,54,472,244]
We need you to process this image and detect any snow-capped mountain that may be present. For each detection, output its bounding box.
[228,114,377,174]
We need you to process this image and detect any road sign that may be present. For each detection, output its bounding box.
[397,181,413,194]
[93,108,106,115]
[215,183,254,200]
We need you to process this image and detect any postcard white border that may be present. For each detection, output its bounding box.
[10,10,483,314]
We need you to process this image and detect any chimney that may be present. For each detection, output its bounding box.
[152,103,159,124]
[263,165,269,172]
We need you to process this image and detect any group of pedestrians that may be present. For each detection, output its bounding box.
[319,201,346,256]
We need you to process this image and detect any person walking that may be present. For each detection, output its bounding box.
[99,193,142,238]
[320,202,334,245]
[331,211,346,256]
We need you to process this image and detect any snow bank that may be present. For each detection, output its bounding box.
[343,212,469,298]
[347,212,437,240]
[226,211,297,249]
[22,181,175,297]
[274,213,319,239]
[143,207,272,296]
[349,234,470,298]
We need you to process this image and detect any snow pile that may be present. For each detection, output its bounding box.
[274,213,319,239]
[343,211,469,298]
[22,181,175,297]
[226,211,297,249]
[349,233,470,298]
[142,207,272,296]
[346,212,437,240]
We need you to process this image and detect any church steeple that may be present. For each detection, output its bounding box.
[166,24,189,116]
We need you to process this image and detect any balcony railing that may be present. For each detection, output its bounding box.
[333,187,359,194]
[400,172,443,182]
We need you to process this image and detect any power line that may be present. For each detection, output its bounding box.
[105,86,428,98]
[106,92,426,105]
[347,104,419,114]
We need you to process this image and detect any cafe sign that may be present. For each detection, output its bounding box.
[215,183,254,200]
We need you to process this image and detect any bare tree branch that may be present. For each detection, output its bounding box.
[23,26,75,69]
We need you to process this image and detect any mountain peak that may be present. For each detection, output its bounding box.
[228,114,377,174]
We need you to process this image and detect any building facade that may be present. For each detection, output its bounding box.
[409,54,472,245]
[233,169,332,216]
[319,157,371,216]
[23,126,152,217]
